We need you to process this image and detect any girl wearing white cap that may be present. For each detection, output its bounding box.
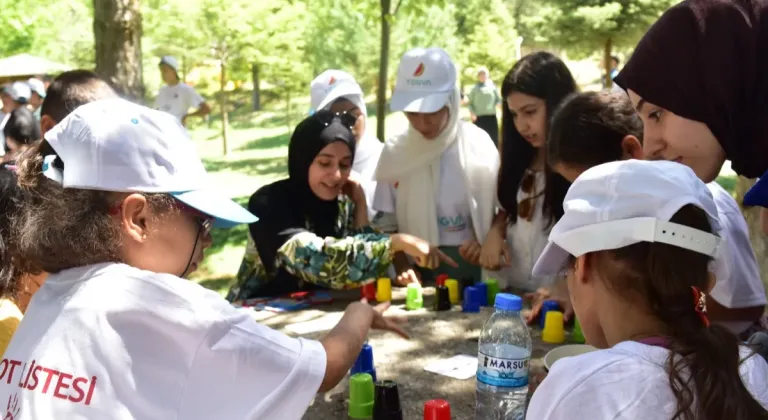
[526,159,768,419]
[1,98,408,419]
[309,69,383,220]
[373,47,499,284]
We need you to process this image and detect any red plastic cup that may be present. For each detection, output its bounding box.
[362,283,377,301]
[435,274,449,287]
[424,399,451,420]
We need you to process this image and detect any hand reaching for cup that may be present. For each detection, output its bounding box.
[524,286,574,325]
[391,233,458,270]
[360,299,410,339]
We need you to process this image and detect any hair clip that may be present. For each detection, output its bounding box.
[42,155,64,184]
[691,286,710,327]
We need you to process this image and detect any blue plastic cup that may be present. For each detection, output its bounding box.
[350,343,377,382]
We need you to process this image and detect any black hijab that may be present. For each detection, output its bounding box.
[614,0,768,178]
[248,111,357,276]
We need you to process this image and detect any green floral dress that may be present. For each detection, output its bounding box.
[228,196,392,300]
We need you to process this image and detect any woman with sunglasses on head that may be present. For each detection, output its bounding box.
[2,99,409,420]
[373,47,499,285]
[479,52,575,292]
[309,70,383,220]
[228,110,452,301]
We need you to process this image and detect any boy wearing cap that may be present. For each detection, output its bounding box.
[374,47,499,285]
[155,56,210,126]
[26,78,46,119]
[468,66,501,146]
[0,82,32,156]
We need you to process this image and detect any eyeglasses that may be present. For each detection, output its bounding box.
[518,170,543,221]
[315,110,360,133]
[108,196,214,238]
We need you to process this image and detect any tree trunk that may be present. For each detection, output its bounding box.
[377,0,392,142]
[603,37,613,89]
[93,0,144,103]
[252,63,261,111]
[220,61,229,156]
[736,177,768,293]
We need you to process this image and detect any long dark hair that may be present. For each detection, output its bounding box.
[0,168,23,299]
[548,91,643,168]
[498,51,576,227]
[589,204,768,420]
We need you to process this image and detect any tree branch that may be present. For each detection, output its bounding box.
[393,0,404,15]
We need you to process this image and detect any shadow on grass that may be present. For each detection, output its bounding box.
[197,277,233,295]
[236,133,290,152]
[716,174,737,196]
[204,155,287,178]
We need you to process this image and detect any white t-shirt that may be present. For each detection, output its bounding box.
[155,83,205,121]
[707,182,767,310]
[352,136,384,221]
[0,263,326,420]
[373,141,474,246]
[527,340,768,419]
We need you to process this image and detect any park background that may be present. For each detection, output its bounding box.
[1,0,762,296]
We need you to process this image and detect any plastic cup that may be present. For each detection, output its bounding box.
[434,285,451,311]
[349,373,375,419]
[351,343,377,382]
[373,380,403,420]
[462,286,480,313]
[539,300,562,329]
[459,276,474,296]
[406,283,423,310]
[572,317,585,344]
[435,274,449,287]
[483,278,500,306]
[376,278,392,302]
[424,399,451,420]
[444,279,460,304]
[542,310,566,344]
[474,282,488,306]
[362,282,377,301]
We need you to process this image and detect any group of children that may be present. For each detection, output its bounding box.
[0,0,765,418]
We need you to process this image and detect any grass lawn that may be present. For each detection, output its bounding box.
[189,102,741,296]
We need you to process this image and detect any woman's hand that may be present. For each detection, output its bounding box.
[361,299,409,339]
[342,171,366,205]
[391,233,458,270]
[480,227,510,270]
[459,239,482,266]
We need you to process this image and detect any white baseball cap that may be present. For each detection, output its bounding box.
[390,47,456,113]
[42,98,257,228]
[27,78,46,98]
[310,70,363,114]
[159,56,179,74]
[3,81,31,102]
[532,160,723,276]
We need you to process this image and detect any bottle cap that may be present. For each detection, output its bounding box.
[349,373,375,419]
[462,286,480,313]
[542,310,566,344]
[351,343,377,382]
[435,274,449,287]
[423,399,451,420]
[361,282,377,301]
[373,380,403,420]
[444,279,460,304]
[376,278,392,302]
[473,282,488,306]
[539,300,562,328]
[434,285,451,311]
[494,293,522,311]
[572,317,585,344]
[483,279,500,306]
[406,283,423,310]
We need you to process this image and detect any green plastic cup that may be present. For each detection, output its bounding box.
[349,373,374,419]
[483,278,500,306]
[405,283,423,310]
[572,317,585,344]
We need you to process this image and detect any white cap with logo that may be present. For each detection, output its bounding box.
[390,47,456,113]
[3,81,31,102]
[310,70,363,114]
[42,98,257,228]
[159,56,180,74]
[532,160,723,276]
[27,78,46,98]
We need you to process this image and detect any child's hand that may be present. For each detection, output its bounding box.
[395,267,421,286]
[362,299,409,339]
[480,228,510,270]
[524,287,574,324]
[459,239,482,266]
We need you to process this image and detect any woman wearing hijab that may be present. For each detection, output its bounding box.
[373,47,499,284]
[615,0,768,338]
[309,70,383,220]
[228,111,452,301]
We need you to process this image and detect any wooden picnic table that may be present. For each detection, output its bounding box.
[250,287,570,420]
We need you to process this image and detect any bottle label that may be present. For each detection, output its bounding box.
[476,352,529,388]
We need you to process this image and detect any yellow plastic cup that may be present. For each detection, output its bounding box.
[542,310,566,344]
[445,279,460,305]
[376,278,392,302]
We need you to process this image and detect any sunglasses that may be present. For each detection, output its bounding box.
[316,111,359,133]
[518,171,543,221]
[108,196,214,238]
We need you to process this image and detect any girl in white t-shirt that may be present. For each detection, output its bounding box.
[527,159,768,420]
[479,52,575,292]
[0,98,409,420]
[373,47,499,284]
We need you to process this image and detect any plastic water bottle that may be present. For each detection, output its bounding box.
[475,293,531,420]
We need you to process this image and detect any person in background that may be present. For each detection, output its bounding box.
[26,78,46,119]
[309,70,383,220]
[1,107,41,165]
[468,66,501,146]
[3,99,407,419]
[39,69,118,136]
[155,55,210,127]
[538,90,766,340]
[526,159,768,419]
[0,82,31,156]
[373,47,499,285]
[228,110,452,300]
[600,55,620,88]
[479,52,574,293]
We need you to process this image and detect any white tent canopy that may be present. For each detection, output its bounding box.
[0,54,72,78]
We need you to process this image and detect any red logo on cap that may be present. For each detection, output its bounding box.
[413,63,425,77]
[328,76,336,85]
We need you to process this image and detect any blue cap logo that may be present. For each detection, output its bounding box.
[130,118,139,124]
